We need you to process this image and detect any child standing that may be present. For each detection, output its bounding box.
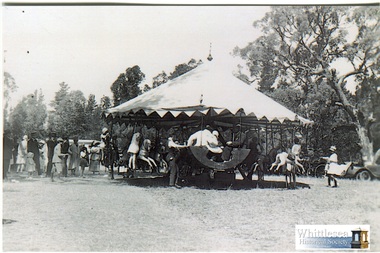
[79,145,89,178]
[323,146,339,187]
[25,152,35,179]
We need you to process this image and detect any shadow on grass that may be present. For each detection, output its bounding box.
[113,173,311,190]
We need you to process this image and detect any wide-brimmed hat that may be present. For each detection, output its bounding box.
[57,137,63,142]
[102,127,108,134]
[329,146,337,152]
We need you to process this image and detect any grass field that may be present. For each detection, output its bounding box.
[2,170,380,252]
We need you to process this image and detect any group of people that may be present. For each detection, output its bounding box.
[3,125,358,189]
[268,141,347,187]
[2,129,119,182]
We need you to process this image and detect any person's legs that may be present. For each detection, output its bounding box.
[3,159,10,180]
[129,154,136,170]
[80,166,85,177]
[34,155,41,176]
[16,164,20,173]
[148,157,157,168]
[327,174,332,186]
[51,163,55,181]
[257,157,265,181]
[47,159,52,177]
[62,156,68,177]
[169,160,178,186]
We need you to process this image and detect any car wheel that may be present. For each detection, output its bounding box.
[355,170,372,181]
[315,164,326,178]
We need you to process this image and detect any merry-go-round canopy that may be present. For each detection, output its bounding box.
[104,59,313,128]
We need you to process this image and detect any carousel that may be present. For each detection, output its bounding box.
[103,56,313,187]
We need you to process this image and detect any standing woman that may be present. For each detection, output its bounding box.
[16,135,28,173]
[68,136,80,176]
[89,141,102,174]
[38,140,47,176]
[51,137,63,181]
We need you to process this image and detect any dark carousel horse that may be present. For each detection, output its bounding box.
[189,146,251,171]
[284,160,297,189]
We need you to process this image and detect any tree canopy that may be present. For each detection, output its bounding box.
[110,65,145,106]
[9,90,47,138]
[235,5,380,162]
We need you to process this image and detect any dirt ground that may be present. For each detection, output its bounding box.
[2,168,380,252]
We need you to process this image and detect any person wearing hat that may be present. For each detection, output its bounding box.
[323,146,339,187]
[51,137,64,182]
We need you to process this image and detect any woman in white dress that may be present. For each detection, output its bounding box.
[127,132,141,170]
[16,135,28,173]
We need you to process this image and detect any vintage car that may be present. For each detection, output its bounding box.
[344,164,380,181]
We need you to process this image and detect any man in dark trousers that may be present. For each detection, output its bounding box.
[46,132,57,177]
[27,132,41,176]
[3,129,13,180]
[61,136,70,177]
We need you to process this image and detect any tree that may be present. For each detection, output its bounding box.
[152,71,169,88]
[169,58,200,79]
[3,72,17,129]
[235,6,380,162]
[143,84,151,93]
[49,90,86,137]
[100,95,112,111]
[84,94,104,139]
[9,90,47,137]
[50,82,69,110]
[110,65,144,106]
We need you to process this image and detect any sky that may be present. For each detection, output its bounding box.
[2,1,373,110]
[3,4,270,109]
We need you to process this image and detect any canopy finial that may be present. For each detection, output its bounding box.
[207,43,213,61]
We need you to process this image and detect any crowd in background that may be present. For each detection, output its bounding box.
[2,129,117,181]
[3,123,307,184]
